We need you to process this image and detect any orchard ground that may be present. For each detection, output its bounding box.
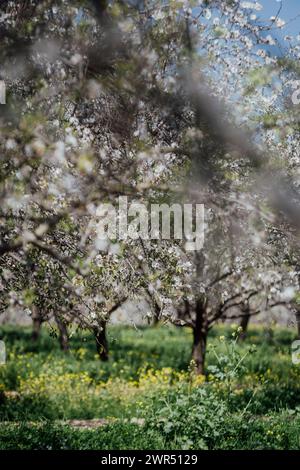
[0,324,300,450]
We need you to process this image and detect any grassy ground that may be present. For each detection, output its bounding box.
[0,323,300,449]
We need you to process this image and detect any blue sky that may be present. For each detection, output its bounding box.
[260,0,300,35]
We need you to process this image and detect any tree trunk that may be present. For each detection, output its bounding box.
[31,305,42,342]
[295,311,300,339]
[95,321,109,361]
[54,314,69,352]
[192,329,207,375]
[191,300,207,375]
[152,308,160,326]
[239,312,251,341]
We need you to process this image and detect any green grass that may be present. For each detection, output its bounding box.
[0,323,300,449]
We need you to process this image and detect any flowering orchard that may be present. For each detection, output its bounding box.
[0,0,300,375]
